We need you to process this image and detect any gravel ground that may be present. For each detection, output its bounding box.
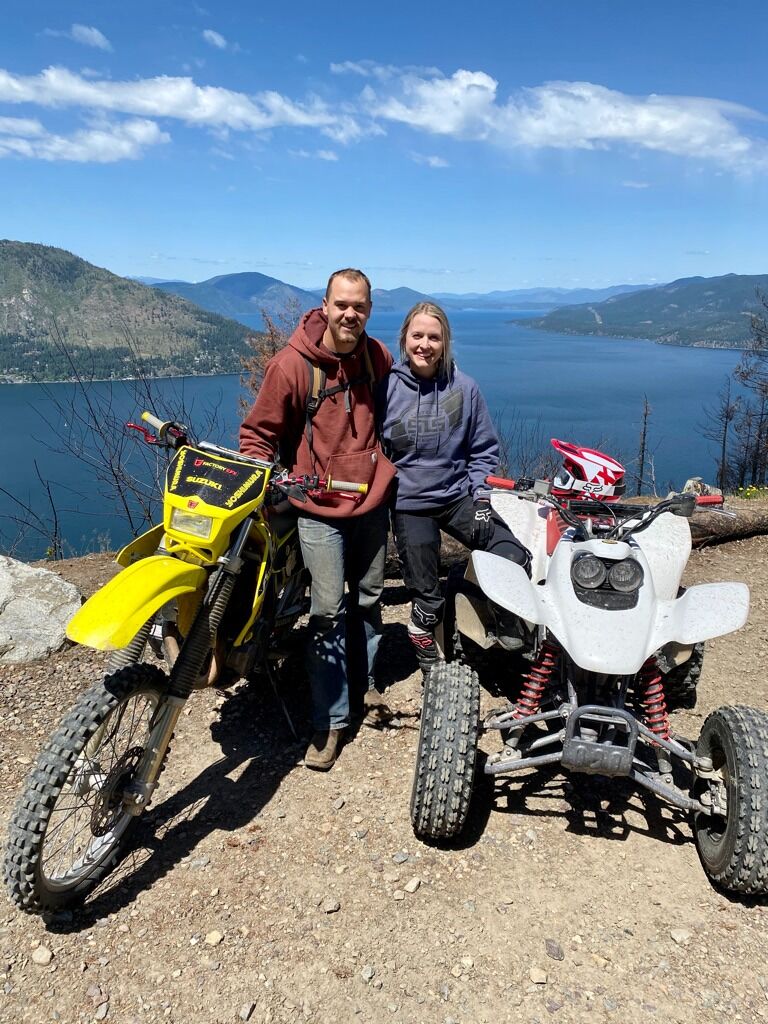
[1,535,767,1024]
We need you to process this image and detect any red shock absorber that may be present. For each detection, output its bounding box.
[639,656,670,741]
[513,638,559,720]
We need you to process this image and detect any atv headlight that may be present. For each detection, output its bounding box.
[571,554,606,589]
[170,509,213,539]
[607,558,644,593]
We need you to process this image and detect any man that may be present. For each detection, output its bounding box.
[240,269,395,770]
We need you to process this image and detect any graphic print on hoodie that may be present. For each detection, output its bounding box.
[380,360,500,512]
[387,386,464,454]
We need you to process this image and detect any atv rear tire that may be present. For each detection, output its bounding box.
[4,664,168,913]
[410,660,480,840]
[694,705,768,895]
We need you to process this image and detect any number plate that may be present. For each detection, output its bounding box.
[561,705,638,777]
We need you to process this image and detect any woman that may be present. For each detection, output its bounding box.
[379,302,531,672]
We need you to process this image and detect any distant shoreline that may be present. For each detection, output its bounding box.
[2,318,750,385]
[515,320,749,352]
[0,369,246,387]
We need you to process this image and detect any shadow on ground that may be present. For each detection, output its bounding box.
[45,673,310,933]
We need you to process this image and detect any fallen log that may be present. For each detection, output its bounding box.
[690,498,768,547]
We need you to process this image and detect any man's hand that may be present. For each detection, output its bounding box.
[471,498,493,548]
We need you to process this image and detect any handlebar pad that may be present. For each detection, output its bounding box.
[486,475,516,490]
[328,480,368,494]
[141,411,166,432]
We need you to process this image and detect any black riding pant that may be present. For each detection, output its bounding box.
[393,492,531,630]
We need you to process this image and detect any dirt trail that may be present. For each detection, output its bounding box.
[1,536,767,1024]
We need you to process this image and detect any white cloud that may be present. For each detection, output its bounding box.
[0,66,363,141]
[291,148,339,161]
[331,60,394,79]
[331,60,441,81]
[411,152,449,168]
[3,60,766,174]
[622,180,650,188]
[362,67,768,172]
[0,116,44,137]
[202,29,227,50]
[0,119,168,162]
[71,25,112,51]
[46,24,112,52]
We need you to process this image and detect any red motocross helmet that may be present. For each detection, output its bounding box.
[550,439,626,501]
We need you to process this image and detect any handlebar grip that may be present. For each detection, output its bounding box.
[486,475,516,490]
[328,479,369,494]
[141,411,166,432]
[695,494,724,506]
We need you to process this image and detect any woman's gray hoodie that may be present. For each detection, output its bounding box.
[379,360,501,511]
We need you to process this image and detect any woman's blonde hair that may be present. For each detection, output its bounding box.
[398,302,453,380]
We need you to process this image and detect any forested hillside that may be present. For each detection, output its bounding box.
[0,241,259,381]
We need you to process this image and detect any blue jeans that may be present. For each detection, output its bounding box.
[297,504,389,730]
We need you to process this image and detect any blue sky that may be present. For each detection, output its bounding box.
[1,0,766,292]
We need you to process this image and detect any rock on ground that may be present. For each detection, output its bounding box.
[0,555,81,664]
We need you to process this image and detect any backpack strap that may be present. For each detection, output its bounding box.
[304,357,326,460]
[302,341,379,462]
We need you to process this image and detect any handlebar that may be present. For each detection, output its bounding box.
[327,478,368,494]
[127,410,189,449]
[271,473,368,503]
[140,410,166,433]
[129,412,370,501]
[484,472,735,541]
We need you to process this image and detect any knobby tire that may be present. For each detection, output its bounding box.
[411,661,480,840]
[5,664,169,913]
[694,704,768,895]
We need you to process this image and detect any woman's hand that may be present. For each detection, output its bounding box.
[471,498,493,547]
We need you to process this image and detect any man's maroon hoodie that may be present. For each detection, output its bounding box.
[239,307,394,517]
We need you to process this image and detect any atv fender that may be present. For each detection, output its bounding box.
[66,555,207,651]
[654,581,749,647]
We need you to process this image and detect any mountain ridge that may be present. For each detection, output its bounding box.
[0,241,259,382]
[524,273,768,348]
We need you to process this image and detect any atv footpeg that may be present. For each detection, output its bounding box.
[561,706,638,776]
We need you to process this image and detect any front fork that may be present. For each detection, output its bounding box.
[122,696,186,814]
[121,518,252,814]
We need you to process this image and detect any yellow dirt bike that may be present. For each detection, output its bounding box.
[5,411,366,913]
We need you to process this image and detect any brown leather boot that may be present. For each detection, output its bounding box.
[303,729,345,771]
[362,688,395,727]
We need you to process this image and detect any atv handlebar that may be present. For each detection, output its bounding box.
[485,473,733,541]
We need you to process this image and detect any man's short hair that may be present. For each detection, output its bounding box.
[325,268,372,302]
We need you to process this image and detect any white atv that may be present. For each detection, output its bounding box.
[410,440,768,895]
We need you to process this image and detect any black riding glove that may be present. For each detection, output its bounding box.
[471,498,493,548]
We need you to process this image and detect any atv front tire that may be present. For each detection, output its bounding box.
[5,664,168,913]
[694,705,768,895]
[410,661,480,840]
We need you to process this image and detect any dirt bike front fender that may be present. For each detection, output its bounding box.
[66,556,207,651]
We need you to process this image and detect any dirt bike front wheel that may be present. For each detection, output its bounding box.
[693,705,768,895]
[4,664,168,914]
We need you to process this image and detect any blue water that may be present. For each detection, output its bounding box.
[0,310,743,559]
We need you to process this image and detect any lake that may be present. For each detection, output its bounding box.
[0,310,743,560]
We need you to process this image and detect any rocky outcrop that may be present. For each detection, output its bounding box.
[0,556,81,664]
